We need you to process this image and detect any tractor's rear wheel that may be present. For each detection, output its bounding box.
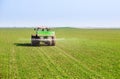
[47,36,52,46]
[51,36,55,46]
[31,35,40,46]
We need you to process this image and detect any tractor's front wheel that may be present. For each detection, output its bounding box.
[47,36,55,46]
[47,36,56,46]
[47,36,52,46]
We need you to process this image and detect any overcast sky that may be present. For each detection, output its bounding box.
[0,0,120,28]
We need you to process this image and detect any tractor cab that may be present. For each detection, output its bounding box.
[34,27,50,31]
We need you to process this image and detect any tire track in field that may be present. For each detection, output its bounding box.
[30,48,55,78]
[39,47,69,78]
[0,47,11,79]
[28,48,45,78]
[16,47,61,79]
[18,47,50,79]
[30,47,65,78]
[22,48,41,78]
[58,41,107,72]
[16,47,35,79]
[54,46,103,78]
[58,43,101,66]
[40,46,102,78]
[52,46,90,78]
[46,47,85,78]
[58,41,117,78]
[9,47,19,79]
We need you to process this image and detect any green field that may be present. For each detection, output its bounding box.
[0,28,120,79]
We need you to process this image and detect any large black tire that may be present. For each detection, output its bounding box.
[47,36,52,46]
[31,35,40,46]
[51,36,55,46]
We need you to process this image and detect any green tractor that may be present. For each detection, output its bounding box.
[31,27,56,46]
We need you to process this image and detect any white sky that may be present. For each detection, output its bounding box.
[0,0,120,28]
